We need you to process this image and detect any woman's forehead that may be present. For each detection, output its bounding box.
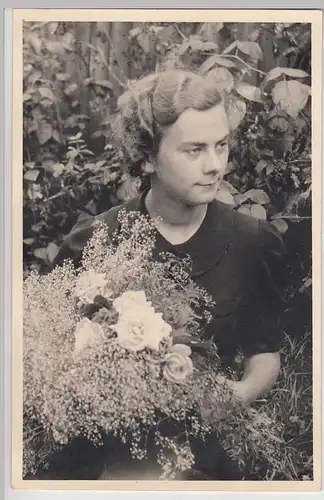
[164,104,230,144]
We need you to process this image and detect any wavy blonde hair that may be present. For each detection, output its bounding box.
[111,69,231,168]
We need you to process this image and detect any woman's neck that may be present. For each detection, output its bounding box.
[145,186,207,231]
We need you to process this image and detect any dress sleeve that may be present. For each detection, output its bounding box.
[238,219,288,358]
[52,213,97,268]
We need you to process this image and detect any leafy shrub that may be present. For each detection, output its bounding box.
[23,21,312,329]
[22,20,313,481]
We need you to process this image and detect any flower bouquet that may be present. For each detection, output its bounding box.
[23,210,284,480]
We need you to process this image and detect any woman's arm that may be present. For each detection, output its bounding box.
[230,220,286,407]
[233,351,281,406]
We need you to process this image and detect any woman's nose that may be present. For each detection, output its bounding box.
[202,150,223,175]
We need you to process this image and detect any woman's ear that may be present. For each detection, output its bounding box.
[142,159,155,174]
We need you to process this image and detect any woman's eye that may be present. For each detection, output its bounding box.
[187,148,201,157]
[216,141,229,151]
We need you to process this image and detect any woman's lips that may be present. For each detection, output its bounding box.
[197,181,218,187]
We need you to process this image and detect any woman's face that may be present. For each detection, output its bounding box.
[151,102,230,206]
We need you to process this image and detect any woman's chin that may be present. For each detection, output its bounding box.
[191,187,219,205]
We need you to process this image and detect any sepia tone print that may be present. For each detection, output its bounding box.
[11,9,322,492]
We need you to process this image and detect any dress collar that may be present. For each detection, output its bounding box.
[125,189,234,278]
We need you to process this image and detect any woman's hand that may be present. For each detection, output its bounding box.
[199,375,246,423]
[200,352,281,423]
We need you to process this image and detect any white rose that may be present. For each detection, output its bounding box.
[110,306,172,352]
[112,290,152,316]
[163,344,194,384]
[73,318,105,357]
[75,271,110,305]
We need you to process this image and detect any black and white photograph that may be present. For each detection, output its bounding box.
[12,9,322,490]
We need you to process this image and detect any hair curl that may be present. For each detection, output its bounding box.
[111,69,233,169]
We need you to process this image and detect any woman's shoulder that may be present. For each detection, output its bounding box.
[212,199,287,259]
[96,194,142,227]
[53,195,142,267]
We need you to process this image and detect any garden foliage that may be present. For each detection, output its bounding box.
[23,21,313,480]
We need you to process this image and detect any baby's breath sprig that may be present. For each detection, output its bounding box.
[23,211,284,479]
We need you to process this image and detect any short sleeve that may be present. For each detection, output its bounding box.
[237,219,288,358]
[52,213,97,268]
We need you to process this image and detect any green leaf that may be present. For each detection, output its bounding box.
[220,180,238,195]
[222,40,238,55]
[227,98,246,130]
[81,149,95,156]
[56,73,71,81]
[84,199,97,215]
[96,159,107,168]
[178,41,191,55]
[207,67,234,92]
[236,82,263,103]
[262,67,310,89]
[179,38,219,54]
[53,163,65,177]
[62,32,75,51]
[24,169,40,182]
[238,203,267,220]
[47,242,59,263]
[24,162,36,169]
[103,170,118,185]
[38,87,55,100]
[280,68,310,79]
[48,21,59,34]
[244,189,270,204]
[34,247,48,261]
[83,77,94,87]
[36,123,52,145]
[52,130,62,143]
[260,149,274,159]
[94,80,114,90]
[27,185,43,201]
[64,83,78,96]
[267,114,290,132]
[200,41,219,52]
[23,238,36,245]
[149,25,167,35]
[23,92,32,102]
[225,161,235,173]
[66,150,79,160]
[237,41,263,61]
[271,219,289,235]
[215,187,235,205]
[24,63,33,74]
[187,39,205,52]
[29,35,42,54]
[29,70,43,85]
[129,27,142,38]
[198,22,224,41]
[248,28,261,42]
[117,176,141,202]
[234,193,249,206]
[255,159,268,173]
[199,54,236,74]
[91,130,105,139]
[45,40,65,57]
[272,80,310,118]
[137,32,153,54]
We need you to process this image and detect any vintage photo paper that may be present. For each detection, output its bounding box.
[11,8,322,492]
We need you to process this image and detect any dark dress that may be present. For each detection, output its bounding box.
[28,190,287,481]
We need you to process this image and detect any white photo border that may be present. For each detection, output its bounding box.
[2,5,323,499]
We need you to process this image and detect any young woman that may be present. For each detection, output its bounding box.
[48,69,287,480]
